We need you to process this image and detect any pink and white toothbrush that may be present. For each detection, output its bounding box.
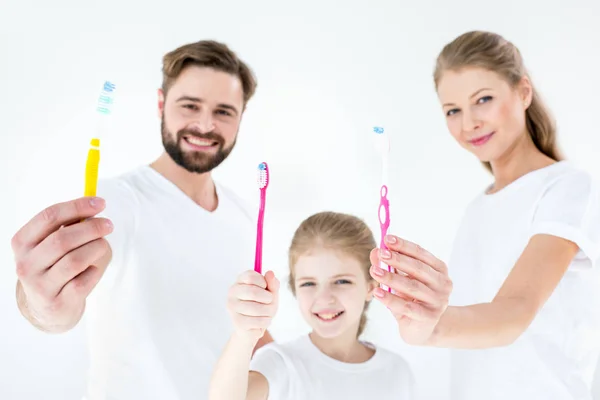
[254,162,270,274]
[374,126,393,292]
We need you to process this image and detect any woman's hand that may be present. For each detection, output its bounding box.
[227,270,280,345]
[369,235,453,345]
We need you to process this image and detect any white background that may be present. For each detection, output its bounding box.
[1,1,599,399]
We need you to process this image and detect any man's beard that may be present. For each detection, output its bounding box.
[161,119,236,174]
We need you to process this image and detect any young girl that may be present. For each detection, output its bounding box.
[209,211,416,400]
[367,31,600,399]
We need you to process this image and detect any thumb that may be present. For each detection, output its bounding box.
[264,270,280,295]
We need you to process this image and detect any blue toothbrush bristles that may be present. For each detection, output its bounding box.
[96,81,116,115]
[373,126,384,134]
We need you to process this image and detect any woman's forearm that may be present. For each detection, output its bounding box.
[427,297,536,349]
[209,333,257,400]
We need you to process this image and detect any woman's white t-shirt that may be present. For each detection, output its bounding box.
[448,161,600,400]
[249,335,415,400]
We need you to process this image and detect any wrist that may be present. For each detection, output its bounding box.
[231,330,261,349]
[15,281,84,334]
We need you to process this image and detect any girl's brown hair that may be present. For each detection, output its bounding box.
[434,30,562,172]
[288,212,376,337]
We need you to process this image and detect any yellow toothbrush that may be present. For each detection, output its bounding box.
[84,81,116,198]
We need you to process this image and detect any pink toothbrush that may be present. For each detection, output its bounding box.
[374,126,393,292]
[378,184,392,292]
[254,162,269,274]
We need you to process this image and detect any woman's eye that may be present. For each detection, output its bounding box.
[446,108,459,117]
[299,282,314,287]
[477,95,493,104]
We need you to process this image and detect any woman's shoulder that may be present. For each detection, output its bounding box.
[542,161,596,187]
[535,161,599,208]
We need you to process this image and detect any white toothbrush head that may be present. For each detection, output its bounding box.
[257,162,269,189]
[373,126,389,185]
[373,126,390,154]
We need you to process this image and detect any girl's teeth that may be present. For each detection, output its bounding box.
[318,312,343,320]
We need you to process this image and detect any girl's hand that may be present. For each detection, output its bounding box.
[227,270,279,344]
[369,235,453,345]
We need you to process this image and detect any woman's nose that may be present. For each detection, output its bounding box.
[461,109,482,133]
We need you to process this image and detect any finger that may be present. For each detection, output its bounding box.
[264,271,280,295]
[370,265,439,304]
[11,197,106,256]
[22,217,113,277]
[57,264,105,301]
[372,287,438,322]
[44,238,111,298]
[233,300,277,317]
[234,315,273,331]
[236,270,267,289]
[378,248,441,289]
[384,235,447,273]
[232,284,274,304]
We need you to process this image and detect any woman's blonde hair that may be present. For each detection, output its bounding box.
[434,30,562,172]
[288,212,376,337]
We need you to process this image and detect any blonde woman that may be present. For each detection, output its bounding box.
[369,31,600,399]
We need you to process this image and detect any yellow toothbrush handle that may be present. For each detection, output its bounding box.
[84,138,100,197]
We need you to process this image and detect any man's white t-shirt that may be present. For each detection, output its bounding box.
[448,161,600,400]
[249,335,415,400]
[82,165,255,400]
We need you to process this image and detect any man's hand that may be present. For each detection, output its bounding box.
[12,196,113,333]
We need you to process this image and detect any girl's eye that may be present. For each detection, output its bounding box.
[335,279,352,285]
[477,95,493,104]
[299,282,314,287]
[446,108,459,117]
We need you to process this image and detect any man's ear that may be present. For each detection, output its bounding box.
[157,88,165,118]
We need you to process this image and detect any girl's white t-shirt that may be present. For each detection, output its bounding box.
[448,161,600,400]
[249,335,415,400]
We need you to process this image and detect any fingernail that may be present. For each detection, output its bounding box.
[372,265,385,276]
[385,235,397,244]
[380,249,391,259]
[373,288,385,298]
[90,197,104,208]
[105,220,113,230]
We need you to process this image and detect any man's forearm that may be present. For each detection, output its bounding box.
[15,281,83,334]
[427,297,535,349]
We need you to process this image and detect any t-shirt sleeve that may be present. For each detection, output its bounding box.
[249,344,291,400]
[530,170,600,268]
[94,177,139,291]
